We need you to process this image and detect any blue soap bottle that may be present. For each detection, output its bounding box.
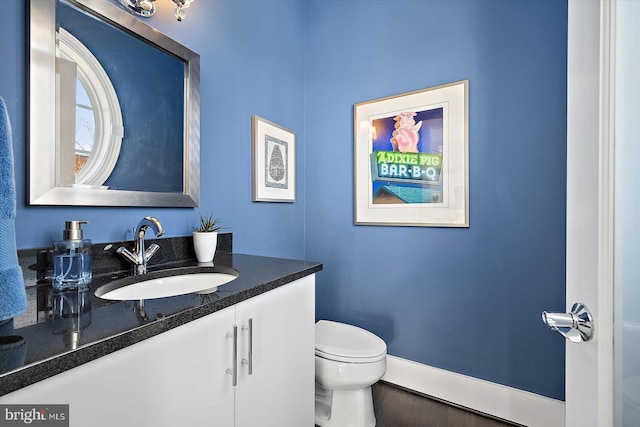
[53,221,92,290]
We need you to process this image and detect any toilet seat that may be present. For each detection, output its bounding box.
[315,320,386,363]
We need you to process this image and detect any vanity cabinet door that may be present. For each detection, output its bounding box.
[234,274,315,427]
[1,305,236,427]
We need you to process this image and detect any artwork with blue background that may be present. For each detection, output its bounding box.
[371,107,444,204]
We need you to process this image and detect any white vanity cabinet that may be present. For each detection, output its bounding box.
[234,275,315,427]
[2,274,315,427]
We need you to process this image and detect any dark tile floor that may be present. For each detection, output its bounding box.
[371,381,520,427]
[316,381,520,427]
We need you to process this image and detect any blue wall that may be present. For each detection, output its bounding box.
[0,0,567,401]
[305,0,567,400]
[0,0,306,259]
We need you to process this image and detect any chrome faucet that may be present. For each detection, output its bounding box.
[117,216,165,275]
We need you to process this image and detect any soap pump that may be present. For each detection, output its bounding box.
[52,221,92,290]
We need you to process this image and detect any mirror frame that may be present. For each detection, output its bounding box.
[29,0,200,207]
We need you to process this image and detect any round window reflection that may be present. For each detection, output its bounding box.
[74,78,95,174]
[56,27,123,189]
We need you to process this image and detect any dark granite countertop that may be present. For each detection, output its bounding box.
[0,237,322,396]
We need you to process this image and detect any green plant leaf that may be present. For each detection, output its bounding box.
[193,212,222,232]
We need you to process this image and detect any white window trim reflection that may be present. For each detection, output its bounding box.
[57,27,124,188]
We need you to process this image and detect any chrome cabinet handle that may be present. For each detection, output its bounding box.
[241,318,253,375]
[542,302,594,343]
[226,325,238,386]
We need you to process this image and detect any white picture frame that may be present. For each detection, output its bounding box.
[252,115,296,202]
[354,80,469,227]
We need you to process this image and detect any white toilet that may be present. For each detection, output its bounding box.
[315,320,387,427]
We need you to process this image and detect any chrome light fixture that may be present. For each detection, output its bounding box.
[117,0,195,21]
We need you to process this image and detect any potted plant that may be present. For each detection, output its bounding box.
[192,212,222,263]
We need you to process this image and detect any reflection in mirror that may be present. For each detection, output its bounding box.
[29,0,200,206]
[57,26,123,189]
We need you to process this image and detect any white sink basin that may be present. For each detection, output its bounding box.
[95,268,239,301]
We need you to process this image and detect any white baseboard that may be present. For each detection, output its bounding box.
[382,355,564,427]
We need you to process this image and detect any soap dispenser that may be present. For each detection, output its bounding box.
[53,221,92,290]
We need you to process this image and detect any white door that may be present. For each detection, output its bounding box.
[561,1,639,426]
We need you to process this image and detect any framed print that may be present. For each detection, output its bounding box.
[354,80,469,227]
[252,115,296,202]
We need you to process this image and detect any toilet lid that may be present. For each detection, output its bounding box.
[315,320,386,362]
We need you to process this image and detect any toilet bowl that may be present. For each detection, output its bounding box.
[315,320,387,427]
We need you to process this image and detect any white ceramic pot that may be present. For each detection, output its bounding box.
[192,231,218,263]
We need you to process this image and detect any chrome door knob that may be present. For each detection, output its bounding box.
[542,302,594,343]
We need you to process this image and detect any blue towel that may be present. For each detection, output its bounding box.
[0,333,26,374]
[0,96,26,321]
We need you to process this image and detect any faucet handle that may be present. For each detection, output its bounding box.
[117,246,137,264]
[145,243,161,262]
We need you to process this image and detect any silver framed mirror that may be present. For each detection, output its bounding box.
[29,0,200,207]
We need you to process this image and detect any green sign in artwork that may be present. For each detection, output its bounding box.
[371,151,442,184]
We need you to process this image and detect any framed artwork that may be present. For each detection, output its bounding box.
[252,115,296,202]
[354,80,469,227]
